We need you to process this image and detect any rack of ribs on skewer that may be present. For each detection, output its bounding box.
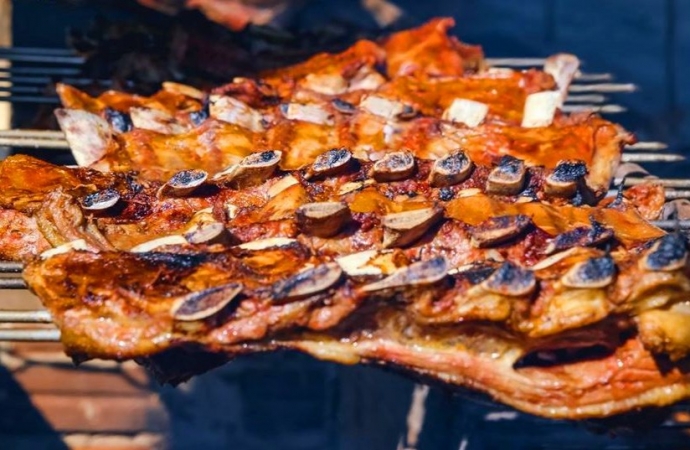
[1,18,688,421]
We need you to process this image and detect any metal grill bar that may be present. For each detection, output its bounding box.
[651,220,690,229]
[568,83,637,93]
[573,72,614,82]
[0,261,23,273]
[0,66,82,76]
[0,46,78,56]
[626,142,669,151]
[0,73,111,86]
[664,190,690,199]
[0,53,84,64]
[0,278,27,289]
[0,328,60,341]
[0,129,65,138]
[0,137,70,147]
[621,153,685,163]
[624,178,690,188]
[607,189,690,199]
[561,104,626,114]
[0,310,52,322]
[564,94,607,103]
[484,57,548,66]
[0,94,59,104]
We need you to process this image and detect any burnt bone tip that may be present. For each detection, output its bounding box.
[644,233,689,271]
[482,262,536,296]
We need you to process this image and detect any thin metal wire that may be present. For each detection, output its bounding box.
[0,129,65,138]
[568,83,638,93]
[665,190,690,199]
[0,279,27,289]
[0,66,82,76]
[0,73,110,86]
[651,220,690,229]
[607,189,690,199]
[624,178,690,188]
[0,46,78,56]
[0,85,48,94]
[0,262,22,273]
[0,310,52,323]
[561,104,627,114]
[626,141,669,151]
[564,94,607,103]
[485,57,548,66]
[573,72,614,82]
[0,329,60,342]
[0,95,59,104]
[0,137,70,148]
[621,153,685,163]
[0,53,84,64]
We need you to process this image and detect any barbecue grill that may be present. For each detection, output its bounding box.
[1,2,690,449]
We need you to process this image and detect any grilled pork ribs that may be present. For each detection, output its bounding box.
[3,18,688,419]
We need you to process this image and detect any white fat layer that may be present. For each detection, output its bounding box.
[360,95,405,119]
[161,81,204,100]
[130,235,188,253]
[130,107,188,135]
[282,103,334,125]
[237,237,296,251]
[336,250,382,277]
[443,98,489,128]
[55,109,111,167]
[521,91,561,128]
[268,175,299,197]
[484,67,515,78]
[383,121,403,145]
[209,95,265,132]
[225,203,238,219]
[302,73,348,95]
[348,67,386,92]
[40,239,91,259]
[531,247,586,271]
[544,54,581,103]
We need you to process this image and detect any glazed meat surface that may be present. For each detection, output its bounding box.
[0,152,664,262]
[53,18,626,195]
[24,218,690,419]
[7,17,686,421]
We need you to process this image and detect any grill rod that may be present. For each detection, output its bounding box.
[0,329,60,342]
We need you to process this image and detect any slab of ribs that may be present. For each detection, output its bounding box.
[2,18,688,420]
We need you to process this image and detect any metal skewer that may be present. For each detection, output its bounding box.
[574,72,614,82]
[0,329,60,342]
[0,53,84,64]
[0,278,27,289]
[621,153,685,163]
[0,94,60,104]
[568,83,638,93]
[625,141,669,151]
[561,104,627,114]
[0,310,52,323]
[0,261,23,273]
[651,220,690,230]
[623,178,690,188]
[0,66,83,76]
[0,46,79,56]
[564,94,607,103]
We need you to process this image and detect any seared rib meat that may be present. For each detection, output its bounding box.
[55,104,629,193]
[54,19,615,188]
[23,224,690,419]
[0,152,662,261]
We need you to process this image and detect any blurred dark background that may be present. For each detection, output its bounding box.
[3,1,690,449]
